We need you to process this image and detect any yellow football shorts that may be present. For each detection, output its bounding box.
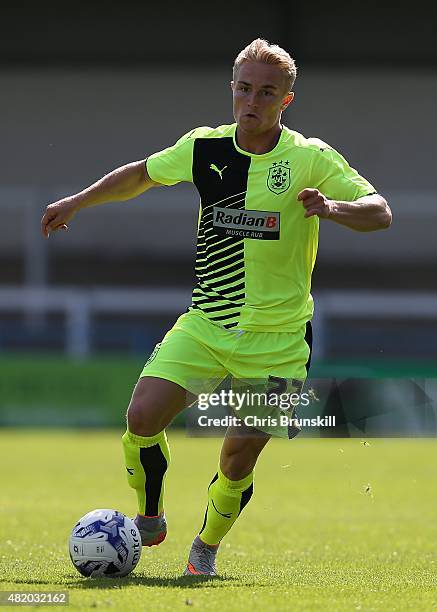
[140,310,312,438]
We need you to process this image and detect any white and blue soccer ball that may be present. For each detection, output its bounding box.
[69,509,141,578]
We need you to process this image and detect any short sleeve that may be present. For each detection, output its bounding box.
[146,129,197,186]
[310,141,376,201]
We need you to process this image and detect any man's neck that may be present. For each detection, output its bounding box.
[236,123,282,155]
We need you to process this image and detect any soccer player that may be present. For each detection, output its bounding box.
[41,39,391,576]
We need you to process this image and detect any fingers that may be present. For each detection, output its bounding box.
[41,210,56,238]
[298,189,323,208]
[41,209,69,238]
[303,208,323,218]
[298,188,331,219]
[46,223,69,238]
[297,188,320,202]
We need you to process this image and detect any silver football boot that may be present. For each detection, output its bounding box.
[183,535,219,576]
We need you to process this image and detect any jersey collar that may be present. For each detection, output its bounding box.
[232,123,286,158]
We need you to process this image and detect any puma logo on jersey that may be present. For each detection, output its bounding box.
[210,163,228,180]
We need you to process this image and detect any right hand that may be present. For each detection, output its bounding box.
[41,197,81,238]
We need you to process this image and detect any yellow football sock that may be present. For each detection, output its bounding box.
[199,467,254,545]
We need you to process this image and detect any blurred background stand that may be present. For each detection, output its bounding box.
[0,0,436,430]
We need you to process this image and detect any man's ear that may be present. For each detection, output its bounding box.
[282,91,294,110]
[230,80,234,92]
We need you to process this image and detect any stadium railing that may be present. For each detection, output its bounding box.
[1,286,437,358]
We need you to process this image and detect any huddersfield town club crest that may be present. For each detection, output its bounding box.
[267,160,291,194]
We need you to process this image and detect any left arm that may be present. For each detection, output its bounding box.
[298,189,392,232]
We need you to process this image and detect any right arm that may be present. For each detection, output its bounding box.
[41,160,158,238]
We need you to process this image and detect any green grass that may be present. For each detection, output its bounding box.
[1,431,436,610]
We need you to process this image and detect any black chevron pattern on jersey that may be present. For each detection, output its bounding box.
[200,253,245,278]
[190,137,251,328]
[196,243,244,271]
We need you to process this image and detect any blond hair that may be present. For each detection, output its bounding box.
[233,38,297,92]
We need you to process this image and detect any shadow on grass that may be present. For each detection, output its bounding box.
[6,574,236,589]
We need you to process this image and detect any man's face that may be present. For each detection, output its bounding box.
[231,61,294,135]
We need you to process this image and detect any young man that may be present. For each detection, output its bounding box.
[41,39,391,576]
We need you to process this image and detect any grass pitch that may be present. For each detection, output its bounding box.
[1,430,436,611]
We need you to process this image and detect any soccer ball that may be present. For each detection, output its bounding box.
[69,509,141,578]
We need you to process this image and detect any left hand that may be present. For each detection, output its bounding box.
[298,188,332,219]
